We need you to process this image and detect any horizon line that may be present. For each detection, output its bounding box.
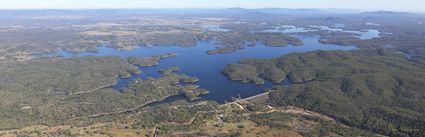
[0,7,422,14]
[0,7,396,12]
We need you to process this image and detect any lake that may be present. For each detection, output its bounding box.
[46,35,357,103]
[265,25,382,40]
[309,25,381,40]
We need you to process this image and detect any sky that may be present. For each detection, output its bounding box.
[0,0,423,13]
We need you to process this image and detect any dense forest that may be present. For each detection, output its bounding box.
[0,56,139,95]
[223,49,425,136]
[0,55,208,129]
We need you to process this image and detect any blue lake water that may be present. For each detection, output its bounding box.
[264,25,317,33]
[309,25,381,40]
[45,35,357,103]
[265,25,382,40]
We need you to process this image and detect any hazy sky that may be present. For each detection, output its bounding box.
[0,0,423,12]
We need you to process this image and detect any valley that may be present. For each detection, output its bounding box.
[0,9,424,137]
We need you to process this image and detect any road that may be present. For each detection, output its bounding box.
[220,92,270,108]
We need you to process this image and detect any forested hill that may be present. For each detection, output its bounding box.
[223,49,425,136]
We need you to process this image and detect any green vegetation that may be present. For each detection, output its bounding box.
[207,32,303,55]
[0,56,140,129]
[250,112,294,128]
[300,115,378,137]
[0,92,376,137]
[127,52,177,67]
[122,66,208,101]
[0,56,139,95]
[1,9,425,136]
[222,59,286,84]
[224,49,425,136]
[153,100,374,137]
[0,52,210,130]
[0,11,306,62]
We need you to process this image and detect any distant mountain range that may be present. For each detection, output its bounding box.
[0,8,417,19]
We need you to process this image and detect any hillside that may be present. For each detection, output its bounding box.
[223,49,425,136]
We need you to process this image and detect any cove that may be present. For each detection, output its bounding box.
[47,35,357,103]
